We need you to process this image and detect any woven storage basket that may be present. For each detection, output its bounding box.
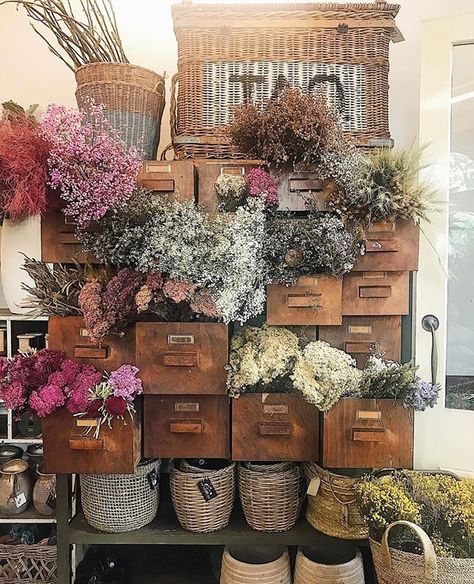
[220,546,292,584]
[171,0,402,158]
[238,462,302,532]
[0,544,57,584]
[170,459,236,533]
[371,521,474,584]
[75,62,166,159]
[304,463,368,540]
[81,459,160,533]
[295,547,365,584]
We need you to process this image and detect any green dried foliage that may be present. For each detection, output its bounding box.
[327,147,438,224]
[360,355,419,401]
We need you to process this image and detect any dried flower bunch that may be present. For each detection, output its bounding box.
[265,212,358,284]
[229,88,345,168]
[227,326,361,411]
[356,471,474,558]
[79,191,268,323]
[360,355,440,411]
[327,148,437,225]
[0,101,51,220]
[214,168,278,211]
[39,103,142,229]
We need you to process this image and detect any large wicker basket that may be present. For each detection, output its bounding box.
[304,463,368,540]
[294,547,365,584]
[81,459,160,533]
[0,544,57,583]
[170,459,236,533]
[371,521,474,584]
[75,62,166,159]
[220,546,292,584]
[171,0,402,158]
[238,462,302,532]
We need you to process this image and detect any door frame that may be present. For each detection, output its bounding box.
[415,13,474,473]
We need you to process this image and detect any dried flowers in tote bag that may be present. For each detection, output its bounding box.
[0,102,51,220]
[39,103,142,228]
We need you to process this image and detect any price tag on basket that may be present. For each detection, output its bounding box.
[197,478,218,502]
[307,477,321,497]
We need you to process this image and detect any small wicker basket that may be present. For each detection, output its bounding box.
[75,62,166,159]
[294,547,366,584]
[0,544,57,584]
[170,459,236,533]
[238,462,302,532]
[220,546,292,584]
[304,463,368,540]
[81,459,160,533]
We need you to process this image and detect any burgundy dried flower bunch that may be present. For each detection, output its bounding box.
[0,102,51,220]
[228,88,345,168]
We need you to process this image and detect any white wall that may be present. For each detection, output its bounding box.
[1,0,474,153]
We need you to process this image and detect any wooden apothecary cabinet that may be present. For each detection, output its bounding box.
[277,167,330,211]
[319,316,402,368]
[48,316,136,372]
[232,393,319,462]
[267,276,342,326]
[136,322,228,395]
[41,209,98,264]
[342,271,409,316]
[322,398,414,469]
[137,160,196,201]
[144,395,230,459]
[42,406,141,474]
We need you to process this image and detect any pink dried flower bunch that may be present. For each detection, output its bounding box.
[0,349,65,414]
[108,364,143,401]
[39,103,142,229]
[247,168,279,207]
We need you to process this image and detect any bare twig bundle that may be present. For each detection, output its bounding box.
[1,0,128,71]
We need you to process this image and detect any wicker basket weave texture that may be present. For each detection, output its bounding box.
[238,462,302,532]
[304,462,368,540]
[81,459,160,533]
[0,544,57,584]
[170,460,236,533]
[294,549,365,584]
[220,546,292,584]
[370,521,474,584]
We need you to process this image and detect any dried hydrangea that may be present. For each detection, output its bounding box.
[227,325,301,395]
[215,174,248,211]
[291,341,362,411]
[265,212,358,284]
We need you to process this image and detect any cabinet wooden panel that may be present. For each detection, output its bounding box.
[322,398,414,469]
[137,160,196,201]
[354,220,420,272]
[136,322,228,395]
[267,276,343,326]
[194,159,262,211]
[41,209,99,264]
[48,316,136,372]
[144,395,229,458]
[277,168,330,211]
[232,393,319,462]
[342,271,409,316]
[42,405,141,474]
[319,316,402,368]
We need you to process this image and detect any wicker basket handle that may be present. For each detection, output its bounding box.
[381,521,438,580]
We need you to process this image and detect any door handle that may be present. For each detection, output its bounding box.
[422,314,440,385]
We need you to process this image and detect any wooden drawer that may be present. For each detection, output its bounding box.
[355,220,420,272]
[42,405,141,474]
[319,316,401,368]
[48,316,136,372]
[136,322,228,395]
[144,395,229,459]
[137,160,196,201]
[322,398,414,469]
[232,393,319,462]
[194,159,262,211]
[342,271,409,316]
[267,276,342,325]
[41,209,99,264]
[277,168,330,211]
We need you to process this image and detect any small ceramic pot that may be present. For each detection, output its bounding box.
[17,412,42,438]
[0,459,33,515]
[33,467,56,517]
[0,445,23,466]
[26,444,44,473]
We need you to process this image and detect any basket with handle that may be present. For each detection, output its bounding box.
[171,0,402,159]
[75,62,166,159]
[370,520,474,584]
[304,462,368,540]
[0,544,57,584]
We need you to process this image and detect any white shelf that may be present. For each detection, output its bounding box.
[0,506,56,524]
[0,310,48,322]
[0,437,43,445]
